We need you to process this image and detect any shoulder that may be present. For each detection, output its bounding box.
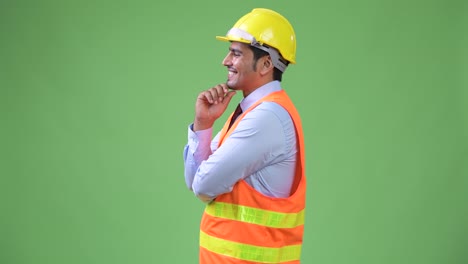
[237,101,294,136]
[250,101,292,124]
[240,101,296,152]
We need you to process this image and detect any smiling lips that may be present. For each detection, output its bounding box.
[228,68,237,79]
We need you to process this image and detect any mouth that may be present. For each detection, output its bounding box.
[227,68,237,79]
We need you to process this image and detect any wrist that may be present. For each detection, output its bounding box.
[193,118,214,131]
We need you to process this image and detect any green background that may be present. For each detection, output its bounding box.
[1,0,467,263]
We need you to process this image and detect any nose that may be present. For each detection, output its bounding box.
[222,53,232,66]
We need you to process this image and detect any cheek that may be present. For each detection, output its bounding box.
[232,58,240,68]
[233,60,248,74]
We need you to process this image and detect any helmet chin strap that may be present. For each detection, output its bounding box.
[250,41,287,73]
[226,28,288,72]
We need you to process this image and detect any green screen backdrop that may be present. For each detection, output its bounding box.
[1,0,467,263]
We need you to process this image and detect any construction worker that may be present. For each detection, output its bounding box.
[183,8,307,263]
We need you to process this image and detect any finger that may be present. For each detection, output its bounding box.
[214,84,226,103]
[222,90,236,104]
[226,90,236,100]
[209,87,221,104]
[216,84,231,103]
[219,83,229,95]
[202,90,214,104]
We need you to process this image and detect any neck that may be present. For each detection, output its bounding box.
[242,78,275,97]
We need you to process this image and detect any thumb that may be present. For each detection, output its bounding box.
[224,90,237,102]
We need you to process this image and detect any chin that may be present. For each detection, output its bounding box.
[226,81,238,90]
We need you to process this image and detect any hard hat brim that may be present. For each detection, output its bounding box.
[216,35,251,45]
[215,36,229,42]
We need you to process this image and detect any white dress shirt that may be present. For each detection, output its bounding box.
[183,81,297,200]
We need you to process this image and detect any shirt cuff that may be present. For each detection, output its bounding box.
[188,124,213,157]
[188,123,212,143]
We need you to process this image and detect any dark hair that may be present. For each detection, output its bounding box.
[248,45,288,82]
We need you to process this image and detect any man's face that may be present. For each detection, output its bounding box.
[222,42,258,91]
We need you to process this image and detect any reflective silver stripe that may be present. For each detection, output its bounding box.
[200,230,302,263]
[226,28,255,42]
[205,201,304,228]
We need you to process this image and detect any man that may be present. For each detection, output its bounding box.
[183,8,306,264]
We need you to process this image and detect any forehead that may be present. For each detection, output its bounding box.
[229,41,252,53]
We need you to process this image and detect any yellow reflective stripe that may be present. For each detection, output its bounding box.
[200,230,301,263]
[205,202,304,228]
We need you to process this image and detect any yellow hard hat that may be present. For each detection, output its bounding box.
[216,8,296,72]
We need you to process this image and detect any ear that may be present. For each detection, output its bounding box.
[259,56,274,76]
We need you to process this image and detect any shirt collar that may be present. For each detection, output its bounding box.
[239,81,282,111]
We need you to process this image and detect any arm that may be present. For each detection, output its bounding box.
[183,125,213,190]
[191,105,287,201]
[183,126,221,190]
[183,84,236,202]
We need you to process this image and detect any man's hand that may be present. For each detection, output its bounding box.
[193,84,236,131]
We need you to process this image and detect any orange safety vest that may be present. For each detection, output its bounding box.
[199,90,306,264]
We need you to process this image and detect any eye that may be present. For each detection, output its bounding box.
[228,48,242,58]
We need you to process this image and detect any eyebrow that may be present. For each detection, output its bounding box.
[229,47,243,54]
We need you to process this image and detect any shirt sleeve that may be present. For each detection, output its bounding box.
[183,124,213,190]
